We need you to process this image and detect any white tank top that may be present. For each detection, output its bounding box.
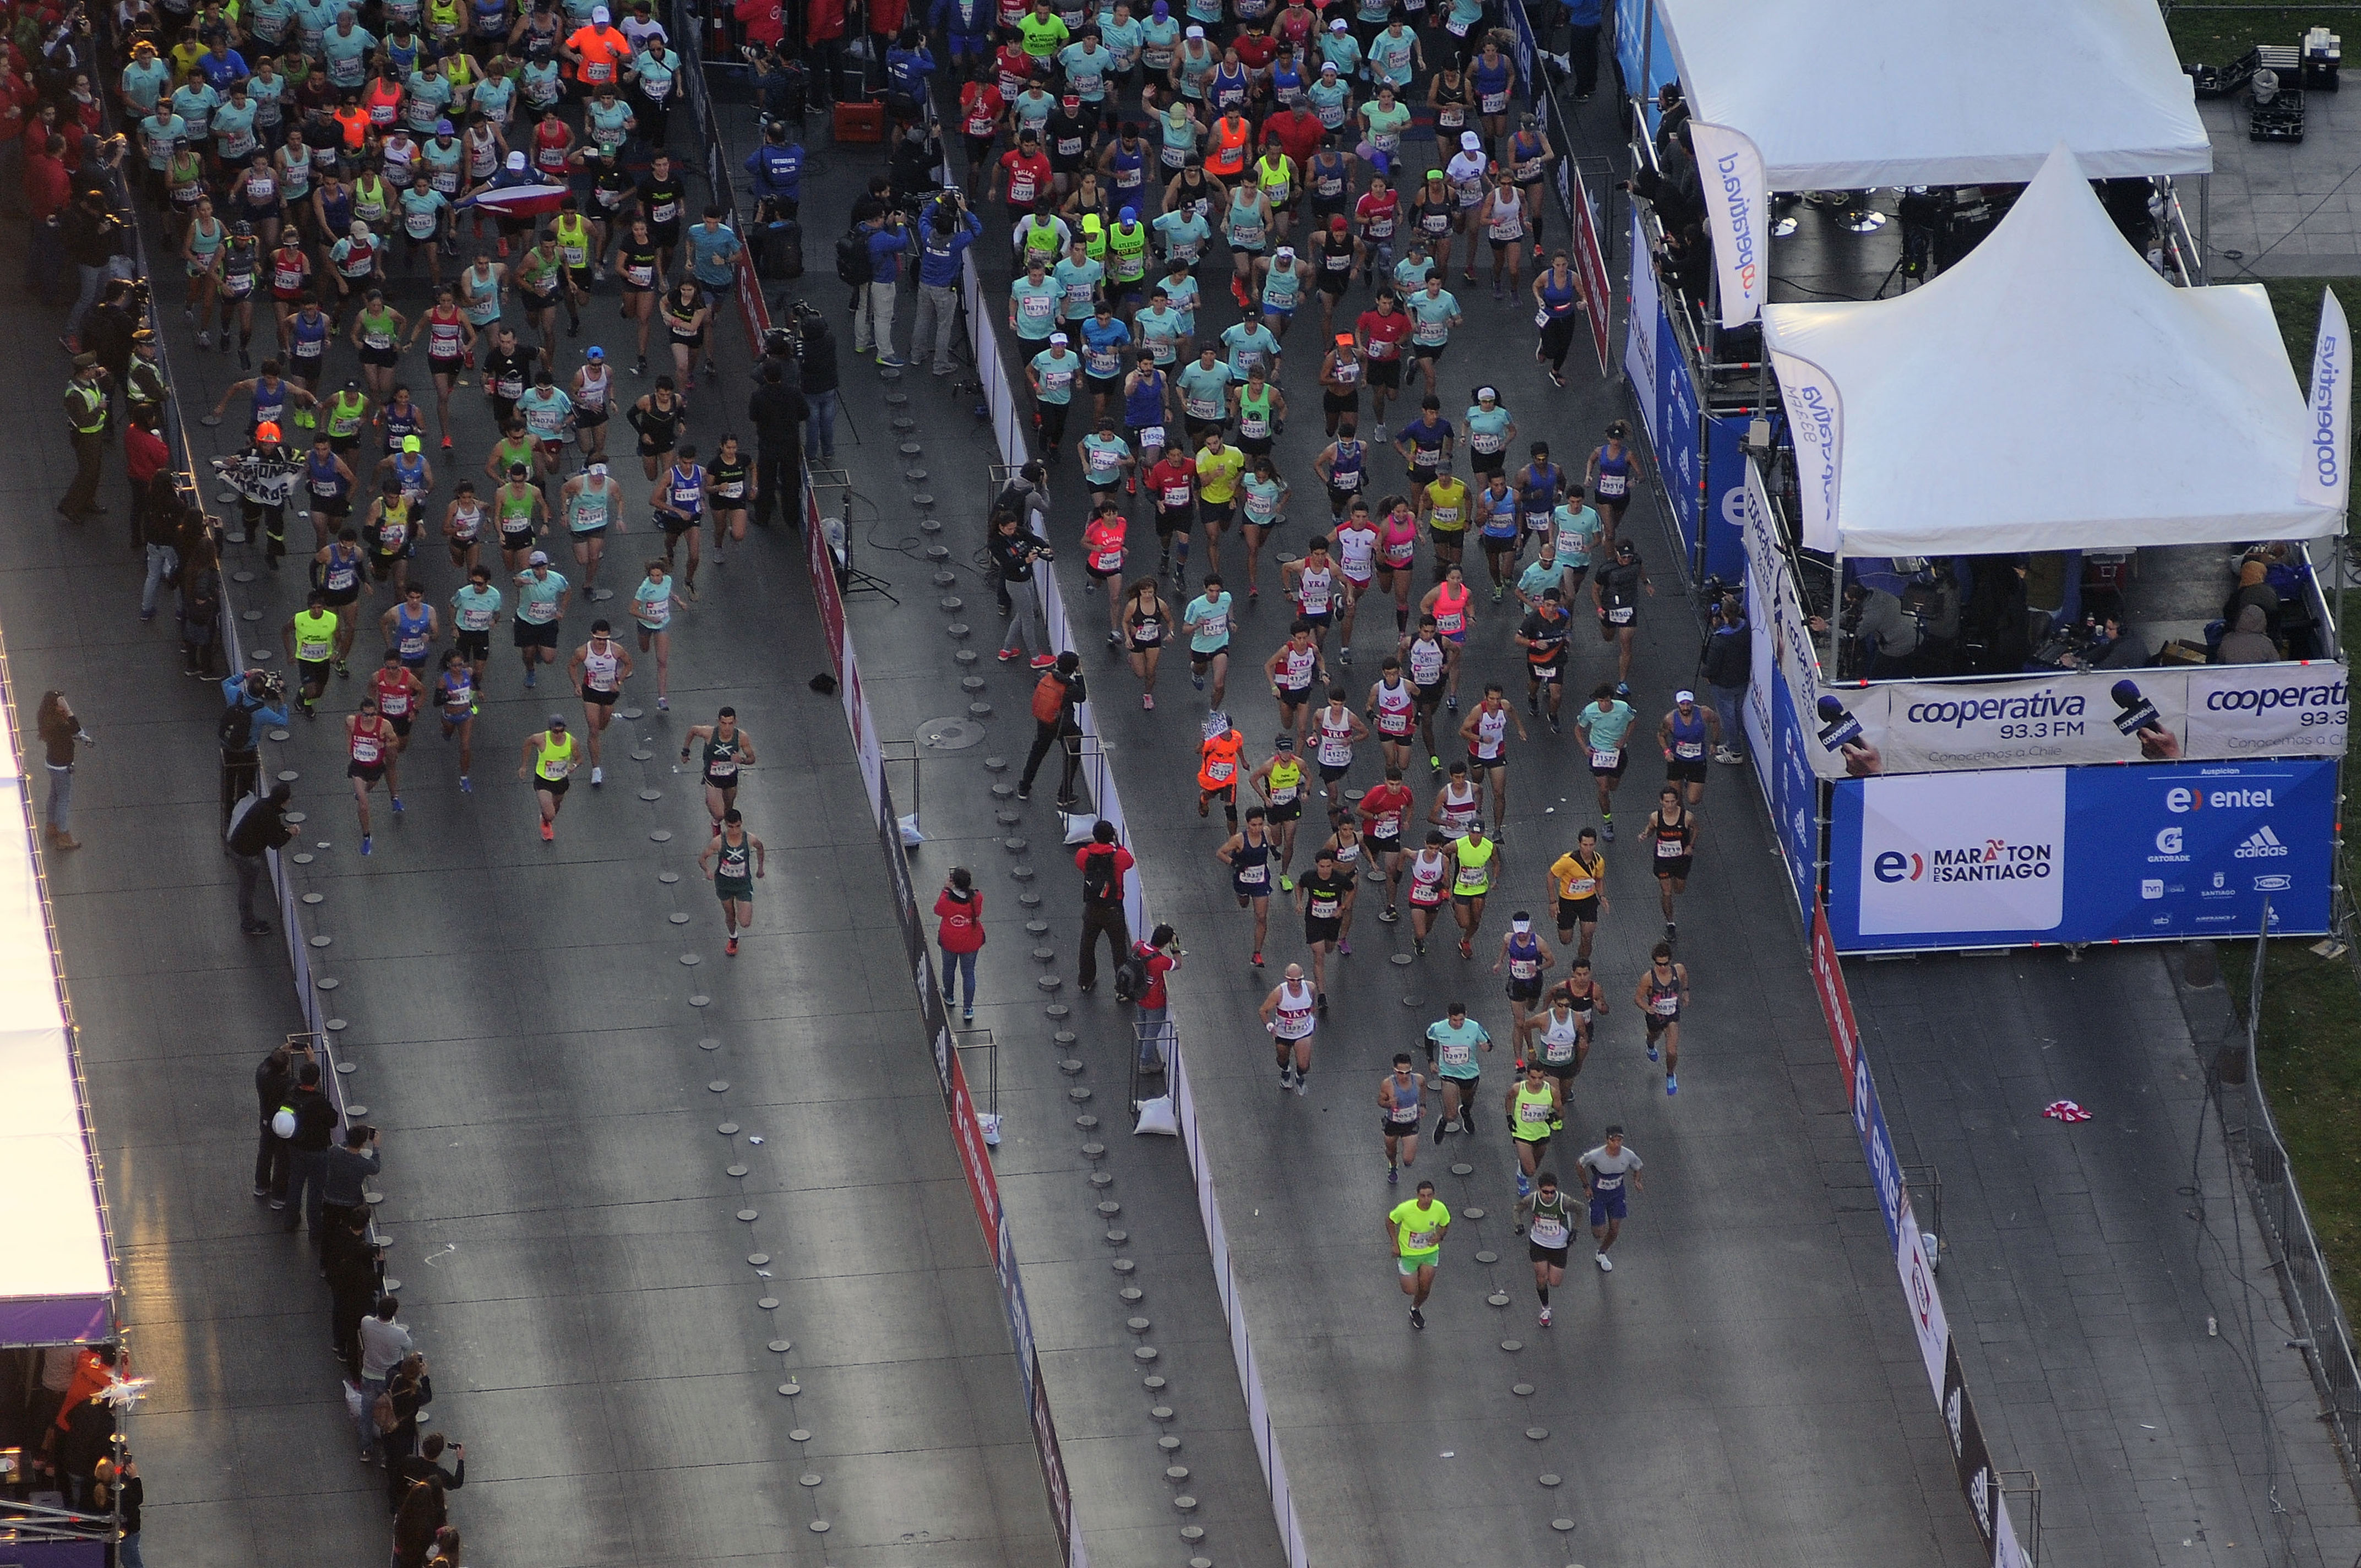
[1375,680,1413,734]
[1472,706,1508,759]
[1336,527,1376,579]
[1273,979,1316,1038]
[1297,563,1334,613]
[1538,1010,1580,1065]
[1316,709,1354,766]
[1280,645,1319,688]
[584,643,620,692]
[1407,639,1446,685]
[1440,783,1478,834]
[1409,850,1446,901]
[577,364,611,411]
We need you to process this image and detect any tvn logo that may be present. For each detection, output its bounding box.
[2234,825,2292,860]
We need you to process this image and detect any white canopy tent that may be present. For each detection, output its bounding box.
[1761,147,2335,559]
[1654,0,2211,189]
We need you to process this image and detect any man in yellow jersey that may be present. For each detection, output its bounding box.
[1017,0,1069,58]
[282,590,341,717]
[1417,459,1470,579]
[518,712,578,841]
[1547,824,1608,959]
[1193,427,1245,578]
[1503,1057,1561,1201]
[1386,1178,1450,1329]
[1449,817,1496,958]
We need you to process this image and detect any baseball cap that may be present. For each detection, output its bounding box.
[528,549,550,564]
[402,434,422,453]
[547,714,568,729]
[1675,689,1696,704]
[1328,16,1345,27]
[507,150,526,169]
[1461,130,1482,150]
[1051,331,1069,344]
[1184,23,1203,36]
[586,345,605,360]
[591,4,608,18]
[255,421,282,443]
[435,118,453,134]
[1274,733,1295,749]
[1119,205,1136,222]
[1275,245,1293,258]
[589,461,608,475]
[1425,168,1445,181]
[1334,333,1354,346]
[1329,214,1347,231]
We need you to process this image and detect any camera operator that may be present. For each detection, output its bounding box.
[746,361,808,529]
[743,116,805,219]
[747,43,808,123]
[798,300,842,464]
[218,667,291,833]
[1700,592,1748,764]
[912,189,982,377]
[888,119,940,208]
[1811,580,1918,680]
[225,779,294,934]
[749,322,803,389]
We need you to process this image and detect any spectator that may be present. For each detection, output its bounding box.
[1074,819,1134,993]
[218,670,290,832]
[102,1452,142,1568]
[2222,557,2280,646]
[1019,649,1085,804]
[129,430,174,619]
[1563,0,1603,98]
[390,1433,465,1517]
[854,209,910,367]
[182,538,226,679]
[357,1295,412,1461]
[2217,602,2277,664]
[324,1204,383,1378]
[425,1526,463,1568]
[252,1038,302,1203]
[84,279,134,399]
[381,1353,433,1477]
[321,1121,382,1238]
[798,309,840,464]
[1701,594,1748,763]
[281,1060,340,1240]
[58,186,118,350]
[744,363,808,530]
[224,771,290,939]
[934,865,984,1022]
[23,132,68,297]
[912,193,981,376]
[989,509,1054,668]
[1130,922,1180,1069]
[991,462,1051,615]
[35,690,90,851]
[391,1473,448,1568]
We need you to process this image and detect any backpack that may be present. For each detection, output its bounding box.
[1031,672,1065,723]
[1081,845,1119,905]
[1112,944,1151,1002]
[219,699,257,752]
[835,226,872,286]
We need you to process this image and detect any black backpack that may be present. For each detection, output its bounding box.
[1082,846,1119,905]
[835,227,872,286]
[218,700,257,753]
[1112,945,1151,1003]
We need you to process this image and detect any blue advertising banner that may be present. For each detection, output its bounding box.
[1613,0,1679,128]
[1656,309,1699,570]
[1701,413,1748,585]
[1771,677,1818,919]
[1827,759,2337,951]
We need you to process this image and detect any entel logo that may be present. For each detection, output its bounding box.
[1872,850,1923,883]
[2155,827,2183,854]
[2167,786,2276,813]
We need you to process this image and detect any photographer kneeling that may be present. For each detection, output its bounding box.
[219,668,291,834]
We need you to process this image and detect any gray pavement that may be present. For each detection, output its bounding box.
[8,145,1069,1568]
[2200,90,2361,279]
[781,69,1994,1568]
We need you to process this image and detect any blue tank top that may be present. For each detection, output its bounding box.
[291,312,330,358]
[1517,460,1563,516]
[1230,833,1271,890]
[252,378,287,424]
[1472,58,1511,99]
[1124,369,1165,429]
[1506,930,1541,976]
[383,404,423,449]
[320,540,361,588]
[1271,59,1302,102]
[394,601,432,659]
[1538,271,1580,316]
[1593,444,1631,500]
[1107,140,1145,196]
[393,452,428,492]
[1670,707,1707,754]
[668,463,705,515]
[309,451,349,500]
[1328,437,1363,491]
[1212,63,1250,110]
[318,187,352,234]
[1480,486,1519,538]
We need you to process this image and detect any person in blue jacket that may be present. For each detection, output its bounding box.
[913,192,984,375]
[884,26,938,118]
[856,211,912,366]
[743,118,805,216]
[930,0,994,73]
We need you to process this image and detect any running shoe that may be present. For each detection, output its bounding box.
[1388,1164,1399,1184]
[1280,1063,1294,1090]
[1666,1073,1678,1096]
[1409,1307,1425,1329]
[238,346,252,369]
[1192,671,1205,690]
[999,647,1021,662]
[335,660,349,677]
[1547,367,1566,389]
[1596,1252,1612,1271]
[541,820,554,842]
[1664,921,1675,941]
[1251,950,1264,966]
[1279,874,1296,892]
[1339,937,1352,955]
[1516,1172,1531,1196]
[523,668,536,688]
[877,354,907,369]
[460,775,472,792]
[1492,586,1503,603]
[390,796,403,813]
[1602,817,1614,841]
[1378,906,1397,923]
[1646,1042,1658,1063]
[727,935,739,955]
[1030,653,1056,670]
[360,834,372,855]
[1528,693,1539,714]
[1106,631,1122,649]
[1296,1071,1308,1096]
[1143,692,1155,709]
[1429,754,1441,770]
[1317,991,1328,1012]
[1444,694,1457,711]
[590,766,604,786]
[441,435,453,449]
[1539,1305,1552,1325]
[1547,716,1559,734]
[1458,938,1472,959]
[197,330,212,348]
[1339,646,1352,665]
[1413,938,1426,955]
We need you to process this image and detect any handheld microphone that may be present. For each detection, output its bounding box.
[1816,694,1863,750]
[2110,679,2162,737]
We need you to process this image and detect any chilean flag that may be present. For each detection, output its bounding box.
[455,177,571,221]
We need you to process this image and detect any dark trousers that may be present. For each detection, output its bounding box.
[222,749,260,833]
[1078,901,1129,990]
[254,1119,290,1197]
[754,443,801,527]
[284,1147,329,1237]
[235,850,269,927]
[330,1286,371,1378]
[1569,21,1601,95]
[61,430,105,516]
[1020,716,1081,801]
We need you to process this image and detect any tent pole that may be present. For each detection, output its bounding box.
[1829,548,1844,680]
[2199,174,2210,285]
[1638,0,1653,127]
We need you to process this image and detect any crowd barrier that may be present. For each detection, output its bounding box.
[1810,901,2031,1568]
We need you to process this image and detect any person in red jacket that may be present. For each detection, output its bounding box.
[1074,819,1136,992]
[935,865,986,1021]
[1128,921,1181,1070]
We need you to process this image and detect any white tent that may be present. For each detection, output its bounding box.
[1761,148,2334,558]
[1656,0,2211,189]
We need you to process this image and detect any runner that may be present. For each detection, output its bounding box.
[697,808,766,955]
[628,375,688,481]
[1280,534,1339,657]
[1248,734,1310,889]
[361,480,417,592]
[1519,1169,1573,1323]
[1374,496,1418,637]
[1578,1124,1644,1268]
[1504,1058,1561,1200]
[1377,1053,1425,1183]
[517,713,577,841]
[284,591,340,717]
[1658,689,1721,811]
[651,444,711,597]
[1585,420,1635,546]
[1356,763,1414,921]
[1547,826,1608,959]
[450,564,502,678]
[1309,418,1365,526]
[559,461,624,602]
[1573,683,1635,839]
[1182,573,1234,705]
[1307,685,1367,816]
[1492,910,1554,1047]
[567,619,635,785]
[1514,587,1573,731]
[573,347,615,466]
[512,549,571,689]
[1457,681,1526,832]
[632,557,678,708]
[1528,984,1586,1129]
[1449,818,1497,959]
[345,693,398,853]
[431,647,479,789]
[379,583,438,678]
[679,707,756,834]
[442,481,488,572]
[494,462,550,571]
[1386,1179,1449,1329]
[1197,709,1247,827]
[1256,960,1318,1093]
[1474,470,1521,602]
[1082,500,1129,649]
[1145,438,1199,585]
[1293,843,1351,1003]
[1330,502,1380,658]
[1215,804,1278,965]
[1646,783,1696,941]
[1263,623,1323,743]
[1122,576,1170,707]
[1405,828,1449,955]
[1415,461,1469,586]
[1590,537,1652,684]
[1423,999,1488,1137]
[1635,941,1690,1095]
[1238,456,1288,602]
[1431,757,1481,841]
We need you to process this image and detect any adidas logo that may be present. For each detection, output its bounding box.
[2234,825,2291,859]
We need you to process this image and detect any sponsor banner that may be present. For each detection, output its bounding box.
[1771,350,1842,553]
[1569,161,1613,375]
[1612,0,1678,126]
[1808,902,1859,1085]
[1827,758,2337,950]
[1701,412,1748,585]
[1898,1189,1948,1400]
[1029,1363,1080,1568]
[1851,1042,1905,1252]
[2304,286,2351,516]
[1687,122,1767,328]
[1770,676,1817,917]
[1624,205,1660,442]
[1942,1340,2001,1556]
[1657,308,1699,568]
[1820,663,2348,780]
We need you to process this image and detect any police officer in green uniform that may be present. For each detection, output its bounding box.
[124,329,170,434]
[58,352,111,523]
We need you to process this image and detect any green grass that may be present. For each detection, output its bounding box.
[2166,6,2351,67]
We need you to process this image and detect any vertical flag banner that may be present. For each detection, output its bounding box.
[1687,122,1767,329]
[2304,286,2351,516]
[1771,350,1842,552]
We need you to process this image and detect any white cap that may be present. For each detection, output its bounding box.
[1460,130,1482,150]
[1675,689,1695,703]
[1328,16,1346,27]
[528,549,549,564]
[592,4,609,17]
[1275,245,1293,258]
[1511,917,1531,933]
[1051,332,1069,344]
[507,150,526,169]
[589,461,608,475]
[1184,23,1203,36]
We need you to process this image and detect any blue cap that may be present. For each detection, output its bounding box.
[586,345,605,360]
[435,118,453,134]
[1119,205,1136,222]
